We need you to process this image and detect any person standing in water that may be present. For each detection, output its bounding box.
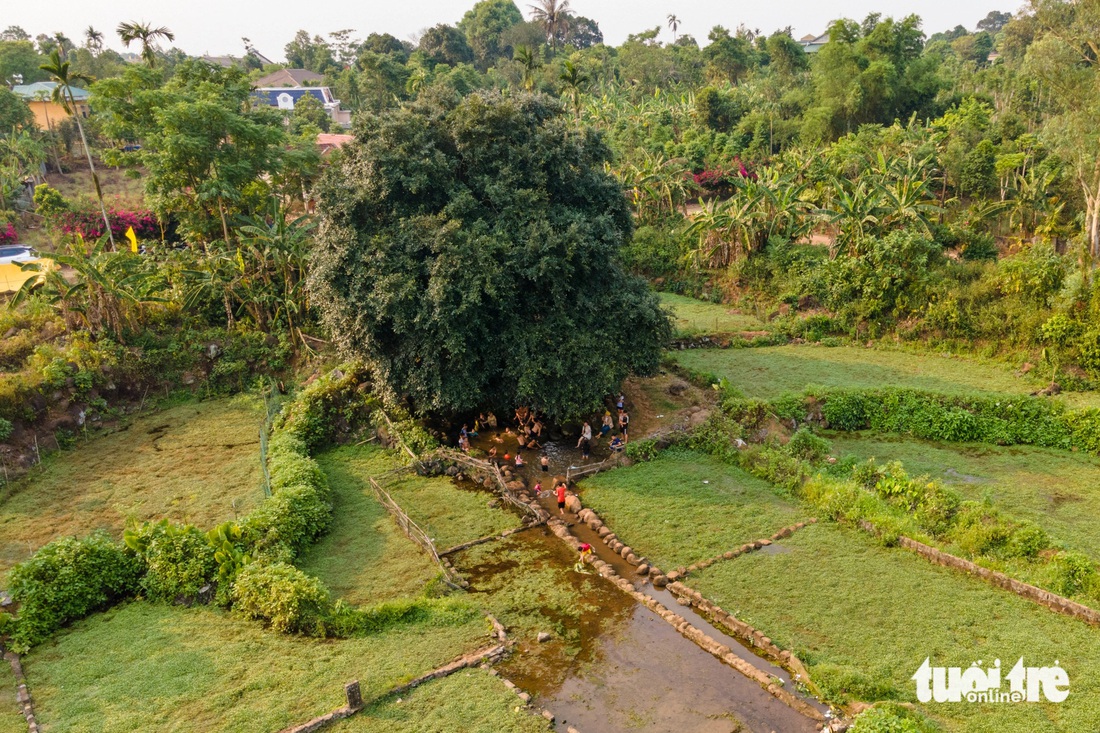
[540,454,550,472]
[555,481,567,515]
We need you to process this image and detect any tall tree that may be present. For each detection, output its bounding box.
[39,49,114,249]
[528,0,572,53]
[84,27,104,55]
[513,45,542,90]
[667,14,681,42]
[116,21,174,67]
[310,92,670,418]
[558,59,588,117]
[459,0,524,70]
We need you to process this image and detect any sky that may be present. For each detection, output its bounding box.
[6,0,1016,61]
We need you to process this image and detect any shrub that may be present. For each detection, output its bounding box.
[811,663,901,705]
[139,525,218,602]
[0,221,15,244]
[33,183,69,217]
[8,532,142,648]
[849,703,940,733]
[232,562,331,634]
[786,427,831,463]
[624,438,660,462]
[1050,551,1097,598]
[0,417,12,441]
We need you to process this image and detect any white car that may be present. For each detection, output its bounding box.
[0,245,47,293]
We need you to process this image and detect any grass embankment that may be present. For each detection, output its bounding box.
[330,668,550,733]
[691,522,1100,733]
[578,449,806,569]
[0,395,265,583]
[20,601,494,733]
[659,292,768,335]
[672,345,1061,402]
[296,446,445,604]
[0,666,22,733]
[830,433,1100,561]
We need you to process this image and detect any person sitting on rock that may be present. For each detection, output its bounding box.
[609,435,624,452]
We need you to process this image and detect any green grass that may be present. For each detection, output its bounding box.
[382,468,518,551]
[0,395,265,583]
[22,600,493,733]
[296,446,445,604]
[673,345,1064,401]
[330,668,550,733]
[578,448,807,569]
[0,662,23,733]
[829,433,1100,561]
[659,292,767,335]
[690,522,1100,732]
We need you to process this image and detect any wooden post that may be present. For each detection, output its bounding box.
[345,680,363,710]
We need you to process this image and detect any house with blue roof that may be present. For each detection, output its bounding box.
[253,86,351,127]
[11,81,91,131]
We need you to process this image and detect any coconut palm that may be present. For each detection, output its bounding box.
[528,0,571,53]
[667,14,681,42]
[116,21,175,67]
[84,26,104,54]
[39,49,115,249]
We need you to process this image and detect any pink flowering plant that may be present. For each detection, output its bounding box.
[0,221,16,244]
[54,206,159,241]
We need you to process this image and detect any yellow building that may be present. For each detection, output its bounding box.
[11,81,91,133]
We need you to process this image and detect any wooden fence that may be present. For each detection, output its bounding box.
[431,448,542,520]
[367,476,460,588]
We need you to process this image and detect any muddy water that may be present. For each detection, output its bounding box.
[455,477,823,733]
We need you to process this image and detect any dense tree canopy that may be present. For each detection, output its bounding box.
[310,92,670,418]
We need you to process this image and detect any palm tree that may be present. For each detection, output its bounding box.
[514,46,542,91]
[84,26,104,55]
[39,49,115,249]
[116,21,175,67]
[667,14,681,43]
[559,60,589,118]
[528,0,571,53]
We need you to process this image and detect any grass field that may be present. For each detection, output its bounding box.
[330,669,551,733]
[672,345,1066,401]
[0,395,265,583]
[829,433,1100,561]
[659,293,768,335]
[578,448,807,569]
[380,465,518,551]
[22,600,494,733]
[296,446,444,604]
[690,522,1100,732]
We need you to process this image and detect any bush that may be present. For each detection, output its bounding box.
[786,427,831,463]
[232,562,331,634]
[1050,551,1098,598]
[811,663,901,705]
[139,525,218,602]
[624,438,660,462]
[850,703,940,733]
[0,416,12,441]
[8,532,142,648]
[0,221,15,244]
[33,183,69,217]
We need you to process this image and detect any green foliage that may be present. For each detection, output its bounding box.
[811,663,902,705]
[850,703,941,733]
[786,427,831,463]
[310,92,671,419]
[623,437,660,462]
[1050,551,1098,597]
[32,183,69,217]
[995,244,1067,305]
[0,416,11,441]
[138,523,218,602]
[8,532,142,648]
[231,561,331,634]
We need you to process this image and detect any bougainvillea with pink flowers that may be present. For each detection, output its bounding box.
[0,222,16,244]
[53,207,160,241]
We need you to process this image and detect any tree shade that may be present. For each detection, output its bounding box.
[310,91,671,419]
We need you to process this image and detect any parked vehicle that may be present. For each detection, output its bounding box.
[0,245,48,293]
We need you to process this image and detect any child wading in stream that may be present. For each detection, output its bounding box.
[555,481,567,515]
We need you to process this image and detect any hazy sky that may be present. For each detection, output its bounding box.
[6,0,1015,61]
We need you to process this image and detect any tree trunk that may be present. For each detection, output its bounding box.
[69,90,115,250]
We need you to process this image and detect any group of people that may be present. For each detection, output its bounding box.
[457,392,633,474]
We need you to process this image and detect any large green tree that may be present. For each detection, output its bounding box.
[459,0,524,70]
[310,92,670,418]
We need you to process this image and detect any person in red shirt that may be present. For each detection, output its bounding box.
[555,481,567,515]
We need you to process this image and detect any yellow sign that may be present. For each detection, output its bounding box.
[125,226,139,253]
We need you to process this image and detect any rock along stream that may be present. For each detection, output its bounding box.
[451,434,829,733]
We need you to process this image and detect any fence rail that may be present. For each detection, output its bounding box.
[367,476,459,587]
[430,448,542,520]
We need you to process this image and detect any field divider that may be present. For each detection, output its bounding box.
[438,524,538,557]
[857,520,1100,626]
[428,448,546,522]
[367,474,462,590]
[276,642,509,733]
[658,519,818,584]
[2,646,38,733]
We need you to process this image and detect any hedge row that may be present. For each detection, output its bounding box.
[2,366,379,649]
[774,386,1100,455]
